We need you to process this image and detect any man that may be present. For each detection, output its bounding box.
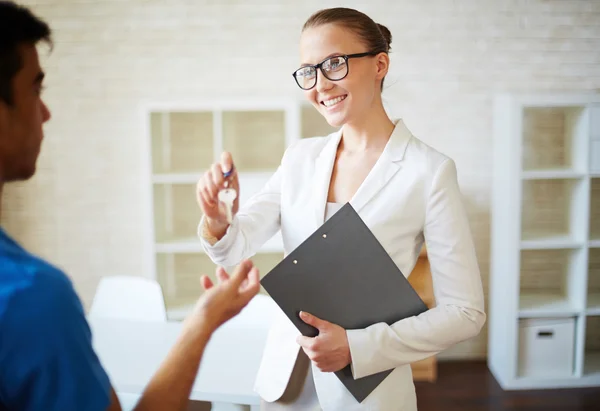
[0,1,260,410]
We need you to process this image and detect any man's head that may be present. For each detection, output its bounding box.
[0,1,52,183]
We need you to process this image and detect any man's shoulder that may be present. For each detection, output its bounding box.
[0,237,82,331]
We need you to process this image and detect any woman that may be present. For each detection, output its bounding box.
[196,7,486,411]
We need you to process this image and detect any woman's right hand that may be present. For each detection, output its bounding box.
[196,152,240,237]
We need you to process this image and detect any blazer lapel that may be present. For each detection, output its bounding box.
[349,119,412,212]
[311,119,412,226]
[313,129,343,227]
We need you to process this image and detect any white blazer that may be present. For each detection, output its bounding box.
[198,119,486,411]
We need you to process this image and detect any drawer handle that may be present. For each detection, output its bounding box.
[537,330,554,338]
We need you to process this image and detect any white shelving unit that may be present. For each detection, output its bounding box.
[489,92,600,389]
[144,100,337,320]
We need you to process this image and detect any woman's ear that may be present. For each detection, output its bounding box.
[374,52,390,82]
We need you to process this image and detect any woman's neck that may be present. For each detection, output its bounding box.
[340,102,395,154]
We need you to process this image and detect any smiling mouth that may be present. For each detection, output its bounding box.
[321,95,347,108]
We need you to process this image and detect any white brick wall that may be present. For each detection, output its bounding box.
[3,0,600,359]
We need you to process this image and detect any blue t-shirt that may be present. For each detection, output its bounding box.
[0,227,111,411]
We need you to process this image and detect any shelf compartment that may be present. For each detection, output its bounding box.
[521,106,587,173]
[156,252,284,316]
[150,111,214,174]
[222,110,285,172]
[156,252,217,310]
[583,315,600,377]
[517,317,576,378]
[519,248,585,316]
[520,178,586,244]
[301,105,338,139]
[588,248,600,315]
[590,178,600,242]
[153,183,201,244]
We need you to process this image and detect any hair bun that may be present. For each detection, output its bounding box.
[376,23,392,51]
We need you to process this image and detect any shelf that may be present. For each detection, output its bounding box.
[518,295,579,317]
[153,183,201,243]
[521,106,587,173]
[584,316,600,377]
[222,110,285,172]
[155,231,284,254]
[590,178,600,242]
[518,249,585,316]
[588,249,600,314]
[521,170,585,180]
[520,235,582,250]
[301,105,338,138]
[150,111,214,174]
[520,178,586,243]
[156,251,283,314]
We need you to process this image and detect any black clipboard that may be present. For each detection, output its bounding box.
[260,203,429,403]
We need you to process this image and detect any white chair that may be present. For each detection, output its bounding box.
[89,275,167,322]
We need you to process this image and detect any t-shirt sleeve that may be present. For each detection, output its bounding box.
[0,267,112,411]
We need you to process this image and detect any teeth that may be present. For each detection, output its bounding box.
[323,95,346,107]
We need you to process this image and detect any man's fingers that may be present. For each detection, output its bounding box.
[201,275,213,290]
[239,267,260,301]
[230,259,254,288]
[216,266,230,283]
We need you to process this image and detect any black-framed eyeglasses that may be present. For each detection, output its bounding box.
[292,51,380,90]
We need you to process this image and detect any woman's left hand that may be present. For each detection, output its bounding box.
[296,311,352,372]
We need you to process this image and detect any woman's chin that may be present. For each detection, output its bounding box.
[321,110,347,129]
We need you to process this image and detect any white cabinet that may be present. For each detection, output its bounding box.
[489,93,600,390]
[517,317,575,378]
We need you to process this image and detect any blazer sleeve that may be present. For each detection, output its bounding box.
[346,158,486,380]
[197,157,285,268]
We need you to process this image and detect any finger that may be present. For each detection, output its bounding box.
[204,172,219,200]
[299,311,328,330]
[220,152,234,175]
[211,163,224,188]
[216,266,230,283]
[229,259,254,289]
[201,275,214,290]
[200,189,215,210]
[296,335,314,348]
[238,267,260,301]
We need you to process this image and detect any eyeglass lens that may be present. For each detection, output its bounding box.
[294,56,348,90]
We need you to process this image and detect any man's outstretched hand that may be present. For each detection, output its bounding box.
[190,259,260,334]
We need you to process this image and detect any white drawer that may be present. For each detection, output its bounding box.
[518,317,575,378]
[592,141,600,173]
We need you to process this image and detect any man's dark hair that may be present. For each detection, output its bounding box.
[0,1,52,105]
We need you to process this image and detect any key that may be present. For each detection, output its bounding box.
[218,184,237,224]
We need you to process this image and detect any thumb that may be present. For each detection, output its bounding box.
[300,311,328,330]
[220,152,234,176]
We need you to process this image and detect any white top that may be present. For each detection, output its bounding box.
[325,202,344,221]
